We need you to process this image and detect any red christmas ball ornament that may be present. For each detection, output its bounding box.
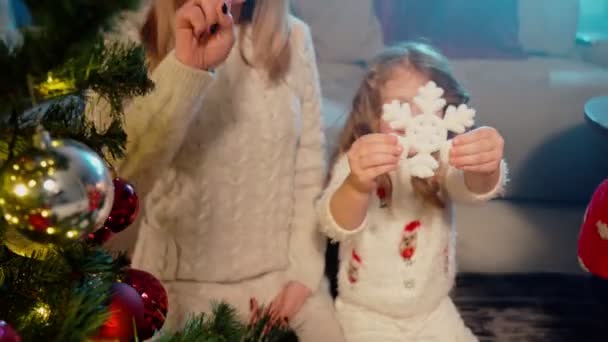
[104,178,139,233]
[92,283,144,342]
[85,226,114,245]
[0,321,20,342]
[125,269,168,340]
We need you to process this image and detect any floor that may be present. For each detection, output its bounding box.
[455,273,606,341]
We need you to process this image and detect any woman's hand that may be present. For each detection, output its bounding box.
[249,281,311,328]
[267,281,311,320]
[345,134,403,194]
[175,0,235,70]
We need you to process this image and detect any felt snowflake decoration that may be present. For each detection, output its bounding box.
[382,81,476,178]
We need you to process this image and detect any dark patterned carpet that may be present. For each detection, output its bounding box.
[453,273,607,342]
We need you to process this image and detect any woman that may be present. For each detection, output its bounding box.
[108,0,344,339]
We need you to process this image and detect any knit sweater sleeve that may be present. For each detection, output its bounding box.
[284,21,327,292]
[118,52,214,198]
[316,154,369,242]
[88,51,215,199]
[440,141,509,204]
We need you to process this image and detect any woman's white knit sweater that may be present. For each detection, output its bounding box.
[317,146,508,318]
[94,17,327,291]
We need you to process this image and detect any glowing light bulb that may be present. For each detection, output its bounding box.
[33,303,51,320]
[43,179,57,192]
[14,184,28,197]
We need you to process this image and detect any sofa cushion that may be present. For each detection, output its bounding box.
[378,0,525,59]
[291,0,384,64]
[451,57,608,202]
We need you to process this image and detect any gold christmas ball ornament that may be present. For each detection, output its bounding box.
[0,129,114,258]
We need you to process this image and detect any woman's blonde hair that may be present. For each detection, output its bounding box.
[141,0,291,82]
[334,42,470,209]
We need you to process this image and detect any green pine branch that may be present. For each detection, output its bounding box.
[54,282,112,342]
[0,40,153,167]
[0,1,156,340]
[0,0,153,167]
[0,39,153,123]
[156,303,298,342]
[0,237,129,341]
[0,0,142,101]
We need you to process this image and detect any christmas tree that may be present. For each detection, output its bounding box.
[0,1,296,341]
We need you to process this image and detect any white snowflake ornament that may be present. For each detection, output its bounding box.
[382,100,411,132]
[382,81,476,178]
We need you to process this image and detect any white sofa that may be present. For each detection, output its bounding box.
[294,0,608,274]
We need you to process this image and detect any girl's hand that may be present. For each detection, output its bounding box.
[450,126,504,173]
[379,119,416,157]
[345,134,403,194]
[175,0,235,70]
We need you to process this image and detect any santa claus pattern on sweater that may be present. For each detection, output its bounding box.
[317,145,508,318]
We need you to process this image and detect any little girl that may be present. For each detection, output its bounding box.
[316,43,508,341]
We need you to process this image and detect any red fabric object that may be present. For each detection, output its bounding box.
[578,179,608,279]
[377,0,526,60]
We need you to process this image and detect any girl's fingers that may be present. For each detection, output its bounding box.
[451,151,499,168]
[450,139,495,157]
[357,143,403,158]
[359,153,400,169]
[453,127,490,145]
[357,133,398,146]
[366,163,399,180]
[450,143,476,158]
[461,161,501,173]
